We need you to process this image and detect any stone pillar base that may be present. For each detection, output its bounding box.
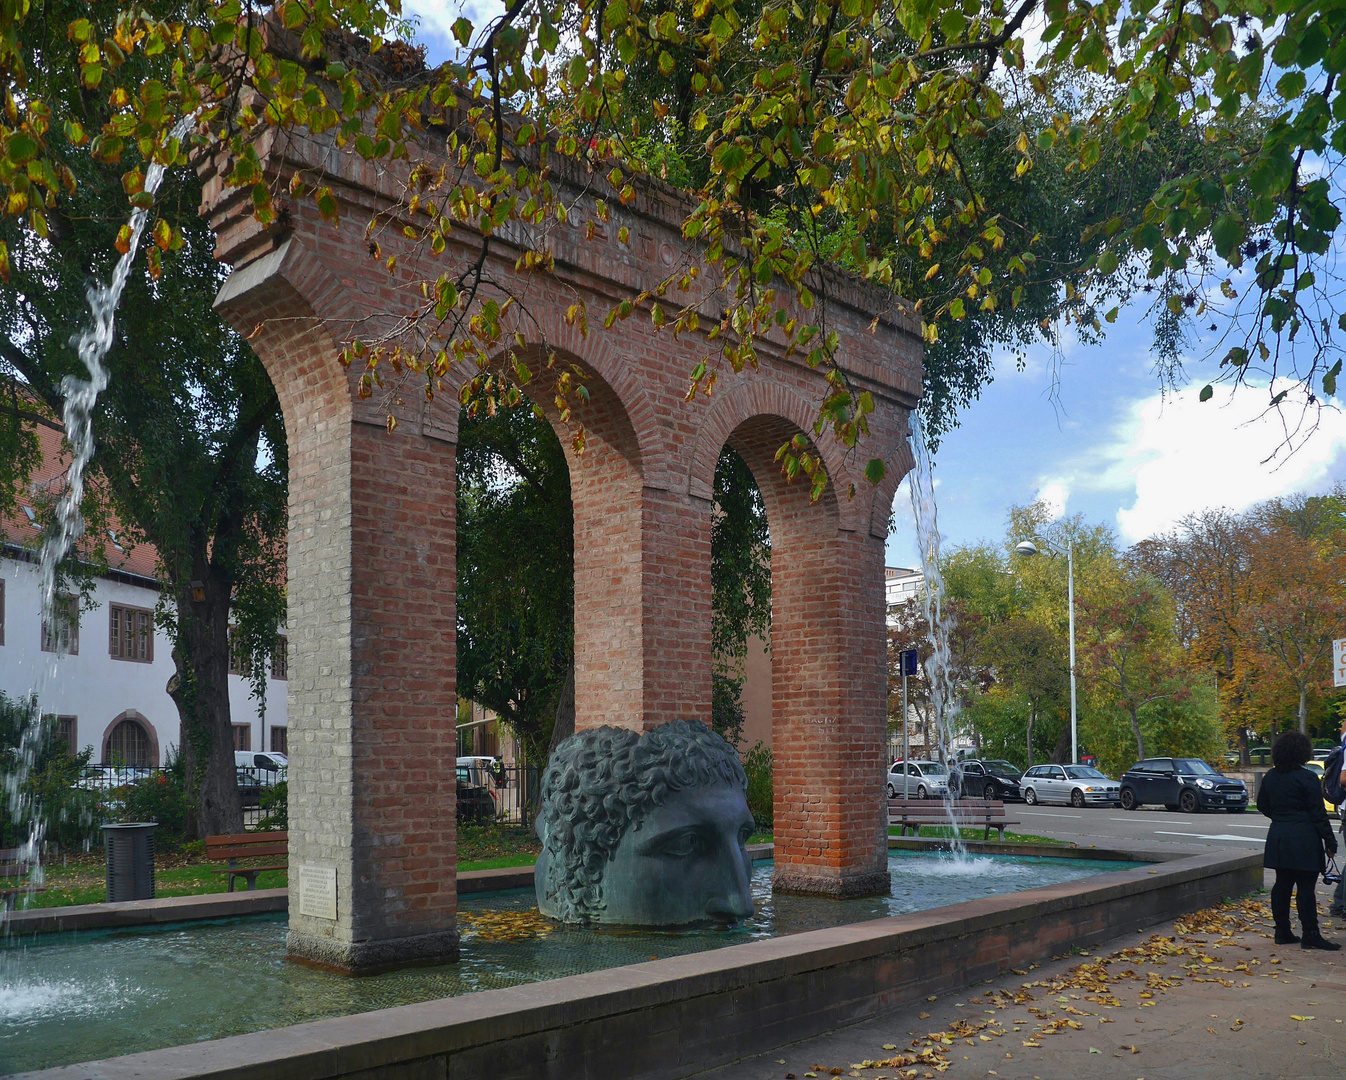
[286,928,460,975]
[772,867,891,899]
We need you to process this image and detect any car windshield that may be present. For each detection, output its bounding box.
[1176,759,1218,775]
[985,761,1021,779]
[919,763,948,776]
[1064,766,1107,780]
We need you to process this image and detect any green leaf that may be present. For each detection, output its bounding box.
[604,0,629,30]
[1199,384,1213,402]
[451,17,473,45]
[1096,249,1118,275]
[864,458,886,485]
[6,132,38,165]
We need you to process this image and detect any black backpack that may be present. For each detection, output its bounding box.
[1323,745,1346,806]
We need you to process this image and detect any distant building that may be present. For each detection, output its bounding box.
[885,566,924,611]
[0,419,285,767]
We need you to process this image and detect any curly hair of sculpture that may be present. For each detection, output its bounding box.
[534,718,756,927]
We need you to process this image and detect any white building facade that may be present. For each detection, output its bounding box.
[0,549,286,767]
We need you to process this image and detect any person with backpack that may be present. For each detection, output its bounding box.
[1258,729,1340,950]
[1326,718,1346,919]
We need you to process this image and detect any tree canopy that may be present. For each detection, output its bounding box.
[0,0,1336,494]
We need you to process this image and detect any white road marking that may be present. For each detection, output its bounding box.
[1153,831,1264,843]
[1018,810,1082,818]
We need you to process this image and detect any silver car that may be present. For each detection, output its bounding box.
[886,760,951,800]
[1022,764,1120,807]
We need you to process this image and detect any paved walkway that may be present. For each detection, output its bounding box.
[693,874,1345,1080]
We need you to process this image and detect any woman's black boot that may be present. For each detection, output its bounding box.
[1301,933,1342,951]
[1275,927,1301,944]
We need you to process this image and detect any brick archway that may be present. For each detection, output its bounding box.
[200,120,922,969]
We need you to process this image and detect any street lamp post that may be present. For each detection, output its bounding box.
[1013,537,1078,765]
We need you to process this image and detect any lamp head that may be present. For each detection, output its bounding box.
[1013,540,1039,557]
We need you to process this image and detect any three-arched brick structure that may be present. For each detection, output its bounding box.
[200,123,922,971]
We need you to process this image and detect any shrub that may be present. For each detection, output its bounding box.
[256,780,288,831]
[743,741,773,830]
[0,693,105,850]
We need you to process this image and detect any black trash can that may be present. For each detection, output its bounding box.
[103,822,156,902]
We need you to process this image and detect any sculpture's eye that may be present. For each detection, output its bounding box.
[653,829,705,857]
[738,824,753,846]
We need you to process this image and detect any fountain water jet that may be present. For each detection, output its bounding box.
[2,114,196,912]
[906,411,968,858]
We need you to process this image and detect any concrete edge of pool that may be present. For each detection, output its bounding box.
[10,847,1261,1080]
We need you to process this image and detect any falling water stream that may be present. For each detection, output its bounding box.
[906,412,968,858]
[2,115,196,916]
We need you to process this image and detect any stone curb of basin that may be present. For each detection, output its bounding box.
[10,845,1261,1080]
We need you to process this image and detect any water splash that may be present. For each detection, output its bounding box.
[907,411,967,858]
[3,116,195,913]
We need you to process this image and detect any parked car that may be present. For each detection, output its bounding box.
[456,777,496,823]
[1020,764,1120,807]
[885,760,950,800]
[1119,757,1248,813]
[951,759,1023,802]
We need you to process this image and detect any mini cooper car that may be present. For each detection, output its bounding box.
[1119,757,1248,813]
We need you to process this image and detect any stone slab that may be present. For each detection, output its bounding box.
[1,888,289,935]
[12,848,1261,1080]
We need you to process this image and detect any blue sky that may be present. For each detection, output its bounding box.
[887,300,1346,567]
[400,4,1346,565]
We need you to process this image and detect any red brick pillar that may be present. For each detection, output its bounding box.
[563,392,714,735]
[214,241,460,972]
[731,417,890,898]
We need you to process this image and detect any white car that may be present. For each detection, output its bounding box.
[886,760,951,800]
[1021,764,1120,808]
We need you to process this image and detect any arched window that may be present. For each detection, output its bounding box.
[101,712,158,768]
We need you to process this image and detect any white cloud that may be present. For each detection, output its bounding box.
[402,0,504,61]
[1086,382,1346,541]
[1036,480,1068,518]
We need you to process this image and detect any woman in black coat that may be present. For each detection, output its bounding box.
[1258,730,1340,950]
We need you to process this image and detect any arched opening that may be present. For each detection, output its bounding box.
[101,711,159,768]
[455,399,574,766]
[721,413,891,898]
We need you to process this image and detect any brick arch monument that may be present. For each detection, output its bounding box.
[201,127,923,972]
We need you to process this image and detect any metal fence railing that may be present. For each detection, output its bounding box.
[73,765,164,792]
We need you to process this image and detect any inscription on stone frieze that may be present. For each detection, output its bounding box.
[297,864,338,920]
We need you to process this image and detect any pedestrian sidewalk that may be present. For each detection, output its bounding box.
[693,874,1345,1080]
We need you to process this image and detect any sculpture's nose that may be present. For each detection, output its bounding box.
[705,851,754,923]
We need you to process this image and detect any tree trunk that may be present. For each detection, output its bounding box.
[1127,706,1145,761]
[1299,686,1309,734]
[1026,707,1035,768]
[167,564,243,840]
[545,662,576,761]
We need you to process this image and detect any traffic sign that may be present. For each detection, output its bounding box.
[1334,639,1346,688]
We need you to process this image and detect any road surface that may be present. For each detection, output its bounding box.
[1011,802,1285,853]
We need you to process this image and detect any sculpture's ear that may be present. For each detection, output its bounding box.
[534,811,546,843]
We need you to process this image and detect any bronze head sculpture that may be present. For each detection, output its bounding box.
[533,718,756,926]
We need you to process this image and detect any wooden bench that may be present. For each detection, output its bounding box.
[0,847,46,910]
[206,831,288,892]
[888,798,1020,841]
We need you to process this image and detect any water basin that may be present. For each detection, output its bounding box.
[0,851,1147,1073]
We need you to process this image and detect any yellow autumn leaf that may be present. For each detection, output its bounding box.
[1291,1015,1315,1021]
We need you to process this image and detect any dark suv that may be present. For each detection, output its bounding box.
[951,759,1024,802]
[1119,757,1248,813]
